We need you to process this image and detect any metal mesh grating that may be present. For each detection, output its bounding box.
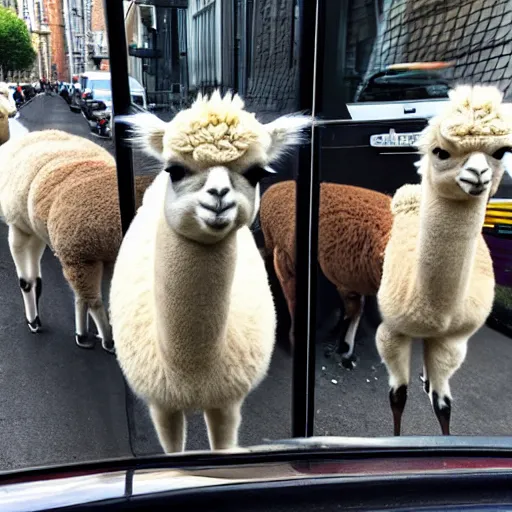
[361,0,512,98]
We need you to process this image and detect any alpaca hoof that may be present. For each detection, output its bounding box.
[341,355,357,370]
[75,333,95,349]
[27,316,41,333]
[336,340,350,355]
[419,374,430,394]
[101,339,115,355]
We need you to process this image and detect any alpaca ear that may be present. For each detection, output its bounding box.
[263,113,312,162]
[117,112,168,162]
[503,151,512,179]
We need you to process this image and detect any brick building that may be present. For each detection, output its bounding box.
[44,0,67,80]
[90,0,108,71]
[0,0,66,82]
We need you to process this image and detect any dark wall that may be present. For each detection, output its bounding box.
[243,0,299,121]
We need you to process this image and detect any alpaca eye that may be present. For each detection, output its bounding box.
[164,164,189,183]
[243,165,274,187]
[432,147,451,160]
[492,147,511,160]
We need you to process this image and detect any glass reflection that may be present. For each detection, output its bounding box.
[122,0,304,455]
[308,0,512,438]
[1,0,511,477]
[0,0,306,469]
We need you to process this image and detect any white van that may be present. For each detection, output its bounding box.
[77,71,147,116]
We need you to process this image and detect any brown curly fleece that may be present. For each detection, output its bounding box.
[0,128,156,345]
[33,161,154,304]
[259,180,393,338]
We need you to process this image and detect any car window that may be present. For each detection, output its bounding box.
[2,0,512,489]
[90,79,111,90]
[92,89,112,101]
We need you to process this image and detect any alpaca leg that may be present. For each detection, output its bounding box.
[204,402,242,450]
[89,303,114,354]
[336,293,365,370]
[273,248,296,348]
[376,323,413,436]
[74,297,92,348]
[423,338,468,436]
[8,225,46,333]
[62,260,114,353]
[420,342,429,394]
[149,404,186,453]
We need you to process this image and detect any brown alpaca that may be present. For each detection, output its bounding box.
[259,180,392,367]
[0,129,155,352]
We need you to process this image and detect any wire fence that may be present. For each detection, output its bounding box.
[361,0,512,98]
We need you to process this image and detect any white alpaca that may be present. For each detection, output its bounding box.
[377,85,509,435]
[0,82,28,144]
[110,91,311,452]
[0,82,17,117]
[0,95,10,145]
[0,82,17,145]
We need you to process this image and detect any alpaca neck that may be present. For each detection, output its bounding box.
[415,179,488,308]
[153,213,237,364]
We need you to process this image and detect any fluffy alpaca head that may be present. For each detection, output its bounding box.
[0,82,17,117]
[416,85,512,200]
[124,90,311,244]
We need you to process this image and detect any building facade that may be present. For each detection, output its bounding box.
[63,0,87,76]
[44,0,68,80]
[89,0,108,70]
[0,0,68,82]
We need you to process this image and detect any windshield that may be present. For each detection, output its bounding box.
[357,67,451,102]
[1,0,512,496]
[88,79,111,90]
[88,77,142,102]
[92,89,111,102]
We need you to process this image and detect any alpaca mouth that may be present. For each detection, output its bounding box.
[199,201,235,214]
[458,177,489,197]
[204,219,230,230]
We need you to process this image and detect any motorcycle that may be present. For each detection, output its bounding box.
[96,113,111,138]
[88,99,111,138]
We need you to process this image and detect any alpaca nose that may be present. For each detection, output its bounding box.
[464,153,490,178]
[465,166,490,178]
[207,187,230,198]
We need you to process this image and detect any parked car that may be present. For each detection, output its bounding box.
[70,71,147,121]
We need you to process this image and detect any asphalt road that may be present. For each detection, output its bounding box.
[1,94,511,473]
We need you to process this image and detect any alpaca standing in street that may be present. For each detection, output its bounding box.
[0,82,17,117]
[0,129,155,351]
[110,91,311,452]
[259,180,392,368]
[0,94,11,145]
[0,82,17,144]
[377,85,509,435]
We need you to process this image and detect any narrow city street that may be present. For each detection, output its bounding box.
[1,94,512,472]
